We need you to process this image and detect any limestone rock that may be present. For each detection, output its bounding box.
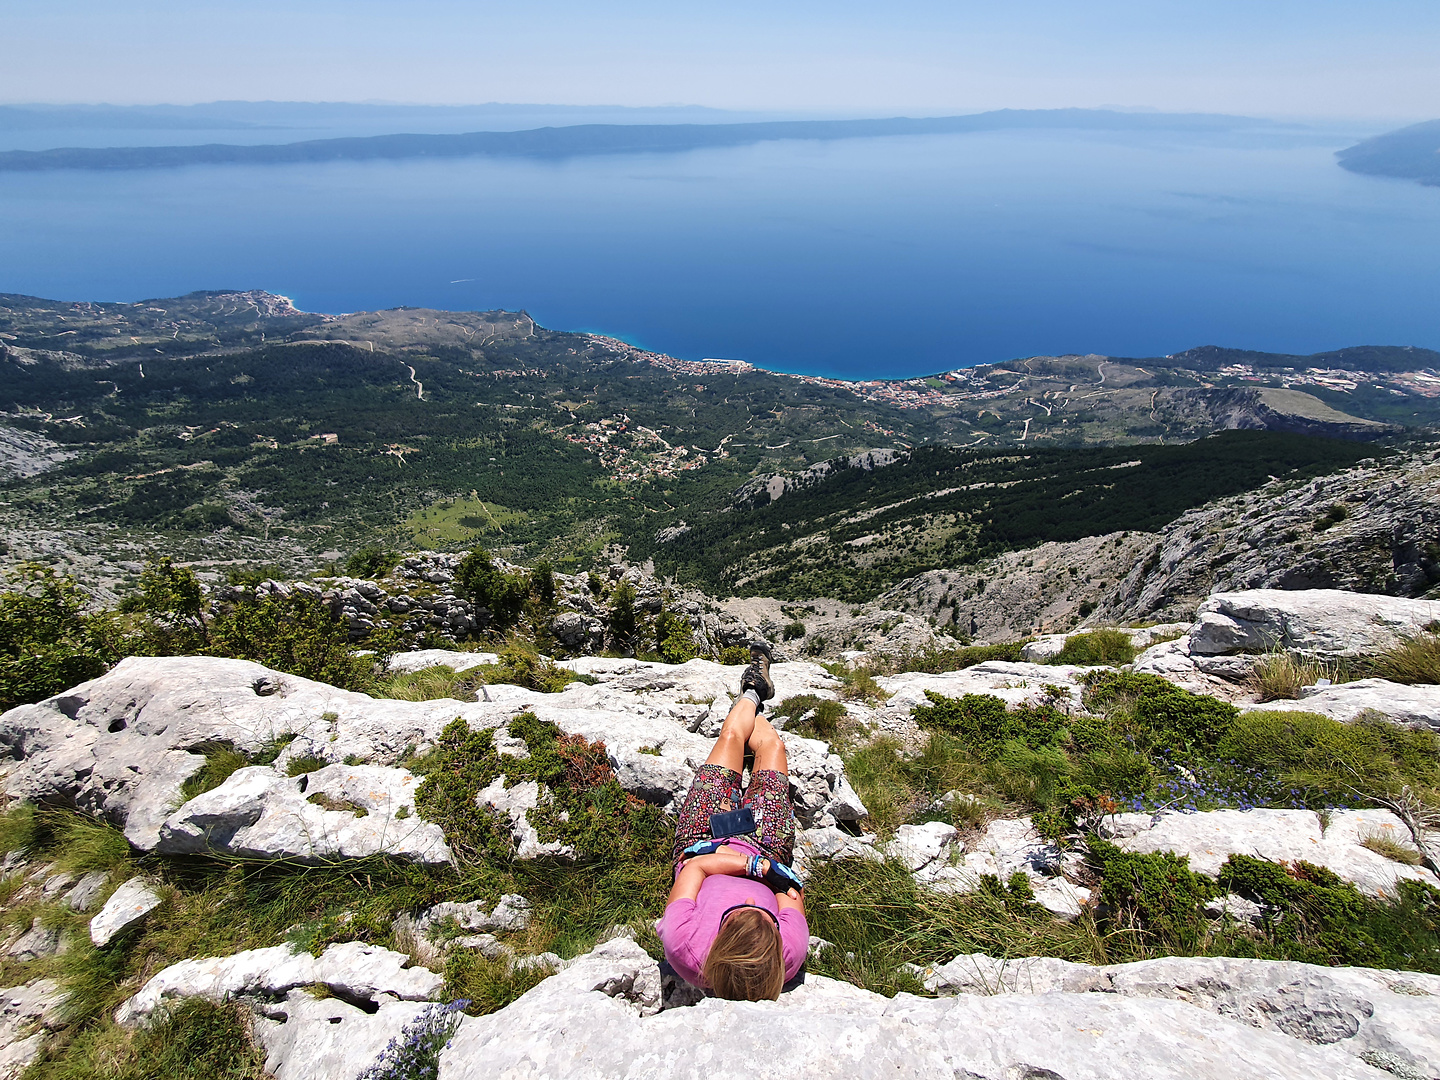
[1189,589,1440,659]
[115,940,444,1026]
[414,895,532,941]
[1103,808,1440,896]
[924,953,1440,1077]
[437,938,1388,1080]
[1250,679,1440,731]
[254,990,431,1080]
[5,920,60,963]
[386,650,498,675]
[876,660,1090,718]
[90,877,162,947]
[1097,451,1440,626]
[156,764,451,864]
[0,979,66,1080]
[0,655,865,855]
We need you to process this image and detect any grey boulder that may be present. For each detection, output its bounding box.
[90,877,162,947]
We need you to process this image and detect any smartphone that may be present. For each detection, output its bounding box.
[709,807,757,839]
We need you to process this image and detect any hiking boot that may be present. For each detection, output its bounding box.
[740,640,775,703]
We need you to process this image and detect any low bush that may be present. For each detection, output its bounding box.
[654,611,699,664]
[1087,840,1213,953]
[771,694,847,739]
[455,547,529,634]
[1218,855,1440,969]
[1081,671,1238,753]
[1051,629,1136,667]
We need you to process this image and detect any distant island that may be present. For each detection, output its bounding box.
[0,108,1271,172]
[1337,119,1440,187]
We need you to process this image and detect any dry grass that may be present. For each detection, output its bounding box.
[1375,633,1440,686]
[1248,652,1326,702]
[1359,831,1424,866]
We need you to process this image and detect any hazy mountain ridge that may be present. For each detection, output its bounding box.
[1338,118,1440,187]
[0,108,1277,172]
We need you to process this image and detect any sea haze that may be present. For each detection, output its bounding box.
[1,120,1437,379]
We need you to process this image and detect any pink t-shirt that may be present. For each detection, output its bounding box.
[658,846,809,990]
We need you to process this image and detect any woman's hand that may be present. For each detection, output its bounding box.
[666,850,754,905]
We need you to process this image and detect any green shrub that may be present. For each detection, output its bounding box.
[344,546,402,580]
[771,694,846,739]
[716,645,750,665]
[1082,671,1238,752]
[1376,632,1440,685]
[607,583,639,650]
[912,693,1069,761]
[1087,839,1213,952]
[1051,629,1136,666]
[119,557,209,654]
[654,611,699,664]
[208,594,389,693]
[1216,710,1439,806]
[1218,854,1440,969]
[782,621,806,641]
[488,638,593,693]
[0,564,122,710]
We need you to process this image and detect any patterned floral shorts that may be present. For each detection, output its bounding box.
[672,764,796,866]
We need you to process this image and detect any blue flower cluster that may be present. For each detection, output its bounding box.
[358,999,471,1080]
[1123,753,1342,815]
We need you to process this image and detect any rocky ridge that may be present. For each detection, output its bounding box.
[880,448,1440,641]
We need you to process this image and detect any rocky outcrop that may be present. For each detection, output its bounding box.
[1128,588,1440,726]
[1188,590,1440,659]
[155,764,452,864]
[0,979,66,1080]
[0,654,865,860]
[434,936,1407,1080]
[115,940,444,1026]
[1101,450,1440,625]
[925,952,1440,1077]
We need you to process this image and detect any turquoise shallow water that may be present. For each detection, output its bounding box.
[1,125,1437,379]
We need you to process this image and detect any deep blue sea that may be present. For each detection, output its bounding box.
[2,124,1438,380]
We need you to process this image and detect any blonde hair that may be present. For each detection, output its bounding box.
[703,906,784,1001]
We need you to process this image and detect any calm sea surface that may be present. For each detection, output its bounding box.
[2,126,1438,379]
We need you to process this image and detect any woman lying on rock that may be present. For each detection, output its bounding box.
[658,642,809,1001]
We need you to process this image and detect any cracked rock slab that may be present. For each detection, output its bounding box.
[115,941,444,1026]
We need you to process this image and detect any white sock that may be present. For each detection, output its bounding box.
[741,688,764,712]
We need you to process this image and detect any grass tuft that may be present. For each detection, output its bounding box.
[1359,832,1424,865]
[1376,632,1440,686]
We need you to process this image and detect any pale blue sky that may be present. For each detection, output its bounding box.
[3,0,1437,120]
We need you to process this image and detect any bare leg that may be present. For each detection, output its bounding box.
[747,712,788,777]
[704,696,760,775]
